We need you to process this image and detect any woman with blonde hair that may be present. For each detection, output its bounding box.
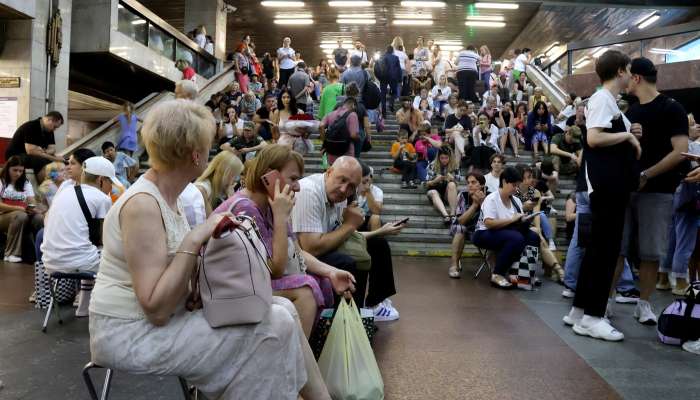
[38,161,67,207]
[216,144,356,337]
[426,147,461,224]
[195,151,243,215]
[90,100,326,399]
[391,36,410,95]
[479,45,493,88]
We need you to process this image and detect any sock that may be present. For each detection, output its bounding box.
[76,279,94,316]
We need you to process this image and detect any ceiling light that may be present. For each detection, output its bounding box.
[118,4,124,8]
[337,14,375,19]
[574,57,590,68]
[637,14,659,29]
[394,13,432,19]
[591,47,608,58]
[275,13,313,18]
[435,40,462,45]
[466,15,505,21]
[474,2,519,10]
[401,1,445,7]
[261,1,305,7]
[393,19,433,25]
[131,20,147,25]
[320,44,343,49]
[649,48,682,55]
[337,18,376,24]
[323,49,334,54]
[617,28,629,35]
[329,1,373,6]
[464,21,506,28]
[438,45,463,51]
[635,11,657,25]
[373,51,381,60]
[273,18,313,24]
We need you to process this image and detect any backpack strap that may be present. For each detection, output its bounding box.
[74,186,101,246]
[510,195,522,214]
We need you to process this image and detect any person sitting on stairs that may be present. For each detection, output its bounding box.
[448,170,487,278]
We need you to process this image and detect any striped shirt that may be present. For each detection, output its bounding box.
[291,173,347,234]
[457,50,480,72]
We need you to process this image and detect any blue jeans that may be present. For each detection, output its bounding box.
[480,70,491,88]
[563,192,636,292]
[472,228,540,276]
[416,147,438,181]
[433,100,447,115]
[661,185,696,280]
[540,215,553,241]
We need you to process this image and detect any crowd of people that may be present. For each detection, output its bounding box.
[2,31,700,399]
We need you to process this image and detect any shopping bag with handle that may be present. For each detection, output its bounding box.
[317,298,384,400]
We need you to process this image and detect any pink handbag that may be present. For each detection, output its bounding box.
[195,212,273,328]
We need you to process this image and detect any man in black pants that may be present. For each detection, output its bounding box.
[562,50,642,342]
[291,156,406,321]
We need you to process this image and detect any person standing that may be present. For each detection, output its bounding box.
[456,45,480,102]
[332,40,348,72]
[378,46,402,117]
[5,111,64,182]
[116,102,142,156]
[277,37,296,88]
[479,45,492,89]
[287,62,311,113]
[620,57,689,325]
[513,48,531,81]
[562,50,641,342]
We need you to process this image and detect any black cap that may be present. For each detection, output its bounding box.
[630,57,657,78]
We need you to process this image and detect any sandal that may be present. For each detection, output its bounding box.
[448,263,462,279]
[490,274,513,289]
[443,215,452,225]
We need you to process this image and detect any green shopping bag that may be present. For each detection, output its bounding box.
[318,298,384,400]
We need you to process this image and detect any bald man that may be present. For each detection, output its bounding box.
[291,156,404,321]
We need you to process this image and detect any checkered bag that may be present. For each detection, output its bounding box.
[34,261,78,309]
[509,245,540,290]
[309,307,378,359]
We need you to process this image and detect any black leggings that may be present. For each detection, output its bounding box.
[457,69,479,103]
[279,68,295,88]
[393,158,417,183]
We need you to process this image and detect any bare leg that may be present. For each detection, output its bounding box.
[509,132,519,157]
[368,214,382,231]
[499,132,507,154]
[446,182,458,216]
[428,190,449,217]
[533,141,540,159]
[274,287,318,338]
[639,260,659,301]
[451,233,466,268]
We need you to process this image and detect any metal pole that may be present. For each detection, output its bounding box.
[44,0,53,114]
[567,50,573,76]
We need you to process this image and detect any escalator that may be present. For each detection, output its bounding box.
[59,64,236,159]
[525,62,569,112]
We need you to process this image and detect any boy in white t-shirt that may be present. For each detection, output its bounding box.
[41,157,117,317]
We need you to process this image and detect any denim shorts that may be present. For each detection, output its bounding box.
[532,131,548,144]
[620,192,674,262]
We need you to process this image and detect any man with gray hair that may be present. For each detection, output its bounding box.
[287,61,312,113]
[341,55,367,94]
[175,79,198,100]
[292,156,405,321]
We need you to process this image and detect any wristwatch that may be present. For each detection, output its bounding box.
[640,171,648,180]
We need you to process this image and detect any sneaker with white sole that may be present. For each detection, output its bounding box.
[634,300,658,326]
[3,255,22,263]
[682,339,700,355]
[373,299,399,322]
[561,287,575,298]
[548,238,557,251]
[615,288,640,304]
[563,307,583,326]
[573,317,624,341]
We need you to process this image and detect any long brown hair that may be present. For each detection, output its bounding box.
[0,156,27,189]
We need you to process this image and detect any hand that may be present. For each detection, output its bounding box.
[342,206,364,229]
[471,191,486,204]
[188,212,233,246]
[638,171,648,191]
[628,133,642,160]
[446,173,454,182]
[631,123,643,139]
[268,179,295,219]
[377,222,404,236]
[511,213,524,223]
[357,182,369,195]
[686,167,700,183]
[329,268,356,294]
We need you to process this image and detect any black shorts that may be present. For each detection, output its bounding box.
[20,154,52,174]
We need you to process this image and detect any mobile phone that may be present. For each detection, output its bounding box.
[522,211,544,222]
[681,152,700,161]
[26,204,36,210]
[261,170,282,200]
[393,217,409,226]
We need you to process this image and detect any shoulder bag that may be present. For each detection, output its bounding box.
[74,186,102,246]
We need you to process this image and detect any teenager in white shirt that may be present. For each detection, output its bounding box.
[484,154,506,194]
[277,37,296,87]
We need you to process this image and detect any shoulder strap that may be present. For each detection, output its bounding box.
[74,185,93,221]
[74,186,102,246]
[510,195,522,214]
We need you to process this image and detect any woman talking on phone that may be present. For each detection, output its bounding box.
[215,144,356,338]
[472,166,540,288]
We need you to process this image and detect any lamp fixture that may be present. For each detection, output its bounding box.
[337,14,375,19]
[261,1,305,7]
[337,18,376,24]
[275,13,312,19]
[131,19,147,25]
[466,15,505,21]
[474,2,519,10]
[591,47,608,58]
[329,1,373,6]
[400,1,446,7]
[393,19,434,25]
[438,45,463,51]
[637,14,659,29]
[464,21,506,28]
[394,13,432,19]
[617,28,629,35]
[273,18,313,24]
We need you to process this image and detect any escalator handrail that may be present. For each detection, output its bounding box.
[58,63,235,157]
[526,62,568,112]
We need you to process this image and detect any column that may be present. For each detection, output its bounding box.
[183,0,226,60]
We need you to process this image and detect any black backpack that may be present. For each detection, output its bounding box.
[373,57,387,81]
[323,110,354,156]
[362,71,381,110]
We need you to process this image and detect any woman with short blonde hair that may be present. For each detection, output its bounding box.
[90,100,314,399]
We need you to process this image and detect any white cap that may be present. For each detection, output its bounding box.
[83,156,121,186]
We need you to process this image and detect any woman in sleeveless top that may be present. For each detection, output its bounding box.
[90,100,327,399]
[117,102,141,155]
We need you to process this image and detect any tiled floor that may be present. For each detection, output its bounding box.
[0,258,698,400]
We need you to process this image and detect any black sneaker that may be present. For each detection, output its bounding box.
[615,288,640,304]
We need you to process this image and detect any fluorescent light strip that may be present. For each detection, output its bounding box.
[434,40,463,45]
[474,2,519,10]
[617,28,629,35]
[322,49,334,54]
[591,47,608,58]
[394,13,432,19]
[464,21,506,27]
[649,48,682,55]
[261,1,305,7]
[466,15,505,21]
[393,19,433,25]
[337,18,375,24]
[275,13,313,18]
[635,11,658,25]
[320,40,353,45]
[320,44,343,49]
[131,20,147,25]
[273,19,313,24]
[401,1,445,7]
[329,1,373,6]
[439,45,463,51]
[637,14,659,29]
[337,14,375,19]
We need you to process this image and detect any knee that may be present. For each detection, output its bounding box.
[12,211,28,223]
[427,189,438,198]
[447,182,457,191]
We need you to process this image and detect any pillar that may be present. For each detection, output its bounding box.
[183,0,226,60]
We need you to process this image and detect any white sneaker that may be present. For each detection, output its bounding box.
[548,238,557,251]
[563,307,583,326]
[3,255,22,263]
[682,340,700,355]
[634,300,658,326]
[561,287,575,298]
[373,299,399,322]
[573,317,624,341]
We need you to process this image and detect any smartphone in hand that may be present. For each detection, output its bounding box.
[393,217,409,227]
[261,170,282,200]
[681,152,700,161]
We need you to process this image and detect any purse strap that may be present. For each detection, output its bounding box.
[74,186,101,246]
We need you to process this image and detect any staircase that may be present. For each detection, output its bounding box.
[307,106,576,257]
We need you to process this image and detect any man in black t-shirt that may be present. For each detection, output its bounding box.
[253,94,276,141]
[5,111,64,181]
[444,100,474,162]
[549,125,583,176]
[621,57,689,325]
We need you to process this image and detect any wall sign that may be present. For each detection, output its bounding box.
[0,77,20,88]
[0,97,19,139]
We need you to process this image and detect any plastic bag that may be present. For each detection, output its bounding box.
[318,298,384,400]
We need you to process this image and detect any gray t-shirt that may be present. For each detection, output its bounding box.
[287,70,311,105]
[341,67,367,93]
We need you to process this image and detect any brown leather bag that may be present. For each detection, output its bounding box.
[189,212,273,328]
